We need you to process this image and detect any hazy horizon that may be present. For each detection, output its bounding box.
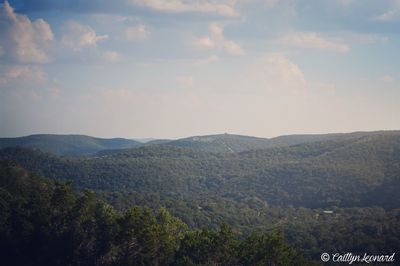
[1,0,399,139]
[1,128,400,141]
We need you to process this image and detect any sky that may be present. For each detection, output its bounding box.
[0,0,399,139]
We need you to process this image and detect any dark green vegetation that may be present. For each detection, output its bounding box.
[0,134,140,156]
[1,131,392,156]
[2,132,400,210]
[0,162,310,266]
[1,130,399,263]
[164,131,391,153]
[165,134,274,153]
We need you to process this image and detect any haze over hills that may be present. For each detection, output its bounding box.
[1,131,399,212]
[1,130,399,156]
[0,134,141,156]
[165,134,272,153]
[1,130,400,260]
[2,0,400,263]
[163,131,399,153]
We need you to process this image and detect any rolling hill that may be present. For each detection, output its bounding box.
[152,131,400,153]
[2,131,399,156]
[0,134,141,156]
[1,131,399,211]
[163,134,272,153]
[1,131,400,260]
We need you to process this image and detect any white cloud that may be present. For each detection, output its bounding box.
[61,21,108,50]
[280,32,350,53]
[0,1,53,63]
[373,10,400,22]
[372,0,400,22]
[381,75,394,83]
[242,53,310,94]
[6,66,47,83]
[124,24,150,41]
[0,2,119,65]
[195,22,245,55]
[0,65,48,86]
[221,39,245,55]
[193,55,220,65]
[257,53,306,93]
[196,36,216,49]
[102,51,121,63]
[132,0,239,17]
[59,22,123,63]
[176,75,194,87]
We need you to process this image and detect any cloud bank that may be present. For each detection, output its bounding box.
[0,1,53,63]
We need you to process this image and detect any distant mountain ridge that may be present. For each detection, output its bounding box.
[1,131,399,211]
[164,134,271,153]
[0,131,399,155]
[147,131,400,154]
[0,134,141,156]
[1,131,399,262]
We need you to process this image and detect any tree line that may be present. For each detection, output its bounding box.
[0,161,313,266]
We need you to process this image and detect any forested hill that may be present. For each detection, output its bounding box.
[1,132,399,212]
[164,134,273,153]
[2,131,399,156]
[0,134,141,156]
[162,131,398,153]
[1,132,400,261]
[0,162,311,266]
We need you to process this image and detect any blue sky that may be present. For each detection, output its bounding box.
[0,0,399,138]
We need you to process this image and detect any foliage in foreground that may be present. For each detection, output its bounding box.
[0,162,311,266]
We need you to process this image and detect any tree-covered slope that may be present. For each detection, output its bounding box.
[1,133,400,262]
[1,132,399,211]
[1,154,399,263]
[149,130,400,153]
[0,162,311,266]
[165,134,273,153]
[2,131,398,156]
[265,130,395,147]
[0,134,141,156]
